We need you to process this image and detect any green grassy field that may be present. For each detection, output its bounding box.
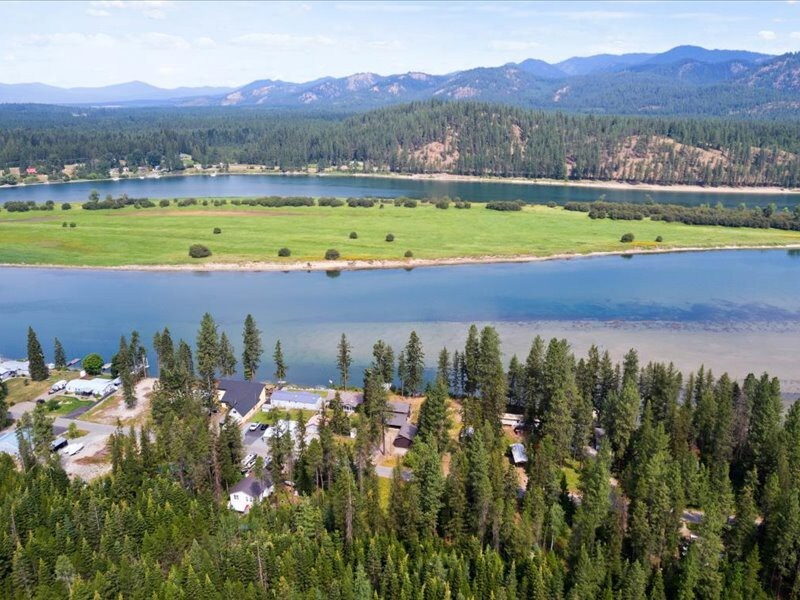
[46,396,94,416]
[2,200,799,267]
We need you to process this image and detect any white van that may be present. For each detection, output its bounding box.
[49,379,67,394]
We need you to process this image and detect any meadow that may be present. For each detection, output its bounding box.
[2,199,800,267]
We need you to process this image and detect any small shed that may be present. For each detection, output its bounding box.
[394,423,419,449]
[509,443,528,466]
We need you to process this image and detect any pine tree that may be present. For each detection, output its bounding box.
[273,339,287,381]
[26,326,48,381]
[417,379,451,453]
[0,380,8,427]
[337,333,352,389]
[403,331,425,396]
[117,336,135,409]
[436,347,450,384]
[372,339,394,383]
[414,439,445,537]
[241,314,262,381]
[464,324,481,396]
[218,332,237,377]
[477,326,507,428]
[53,338,66,369]
[196,313,219,404]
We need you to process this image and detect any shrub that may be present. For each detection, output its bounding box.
[189,244,212,258]
[61,203,72,210]
[404,250,413,258]
[486,201,523,211]
[385,233,395,242]
[82,353,104,376]
[454,201,471,209]
[213,227,222,234]
[278,247,291,257]
[435,199,450,209]
[318,197,344,207]
[547,201,557,208]
[325,249,340,260]
[349,231,358,239]
[347,198,375,208]
[46,398,59,411]
[202,200,208,206]
[655,235,663,243]
[69,222,76,228]
[620,233,635,243]
[159,199,170,207]
[62,222,67,228]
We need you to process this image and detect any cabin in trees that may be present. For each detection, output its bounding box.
[0,359,29,380]
[217,379,267,421]
[394,423,419,449]
[228,474,274,513]
[386,400,412,428]
[268,389,324,411]
[509,443,528,466]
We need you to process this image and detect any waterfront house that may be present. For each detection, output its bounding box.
[217,379,267,421]
[338,390,364,414]
[0,360,30,380]
[228,474,274,513]
[64,378,115,398]
[386,400,412,429]
[269,389,324,411]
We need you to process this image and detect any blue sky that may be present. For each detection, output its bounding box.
[2,1,798,88]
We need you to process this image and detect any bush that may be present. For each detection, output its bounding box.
[454,201,471,209]
[435,199,450,209]
[189,244,212,258]
[202,200,208,206]
[655,236,663,243]
[325,249,340,260]
[349,231,358,239]
[620,233,635,243]
[346,198,375,208]
[69,222,76,228]
[62,222,67,227]
[159,199,170,207]
[61,203,72,210]
[486,201,523,211]
[278,247,291,257]
[82,353,104,376]
[404,250,414,258]
[318,197,344,207]
[213,227,222,234]
[385,233,395,242]
[547,201,557,208]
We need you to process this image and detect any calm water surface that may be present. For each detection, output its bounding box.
[1,174,798,207]
[1,250,799,386]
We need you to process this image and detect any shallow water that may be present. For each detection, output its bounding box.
[1,173,798,207]
[1,249,799,388]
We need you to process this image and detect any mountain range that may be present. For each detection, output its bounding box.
[2,46,799,117]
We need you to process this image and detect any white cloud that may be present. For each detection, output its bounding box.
[758,29,777,40]
[193,36,217,49]
[546,10,640,21]
[87,8,111,17]
[129,32,190,50]
[488,40,541,52]
[367,40,403,50]
[231,33,336,49]
[15,32,116,48]
[89,1,170,20]
[791,31,800,39]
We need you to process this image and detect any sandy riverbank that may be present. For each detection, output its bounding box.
[2,169,798,196]
[350,172,800,195]
[1,244,799,273]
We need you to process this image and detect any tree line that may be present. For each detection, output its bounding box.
[3,318,800,598]
[2,101,800,186]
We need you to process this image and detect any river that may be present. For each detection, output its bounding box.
[1,249,799,391]
[1,174,798,207]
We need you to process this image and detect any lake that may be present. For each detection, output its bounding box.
[1,174,798,207]
[1,249,799,390]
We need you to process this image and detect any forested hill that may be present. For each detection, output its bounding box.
[2,101,800,187]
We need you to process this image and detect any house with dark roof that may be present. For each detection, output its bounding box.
[394,423,419,449]
[228,474,274,513]
[218,379,267,421]
[386,400,412,429]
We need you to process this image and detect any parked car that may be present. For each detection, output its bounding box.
[248,423,259,432]
[50,437,68,452]
[63,443,84,457]
[259,423,268,431]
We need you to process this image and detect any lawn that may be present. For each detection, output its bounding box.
[5,370,79,405]
[46,396,94,416]
[1,200,799,267]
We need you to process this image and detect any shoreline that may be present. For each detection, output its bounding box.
[1,169,798,196]
[1,244,799,274]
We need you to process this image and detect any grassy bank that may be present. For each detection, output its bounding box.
[2,200,800,268]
